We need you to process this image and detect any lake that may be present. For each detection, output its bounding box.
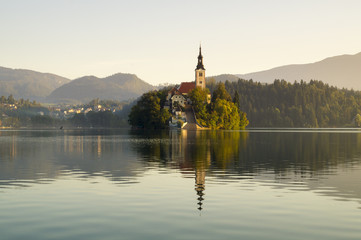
[0,129,361,240]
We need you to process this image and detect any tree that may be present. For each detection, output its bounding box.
[7,94,15,104]
[70,113,89,127]
[212,82,232,102]
[210,99,240,129]
[31,115,54,127]
[0,96,6,103]
[188,87,209,125]
[233,91,240,109]
[86,111,121,128]
[239,112,249,129]
[355,114,361,127]
[128,90,171,129]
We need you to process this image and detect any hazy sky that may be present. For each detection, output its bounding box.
[1,0,361,85]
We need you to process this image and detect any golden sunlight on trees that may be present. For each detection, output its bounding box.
[189,83,249,129]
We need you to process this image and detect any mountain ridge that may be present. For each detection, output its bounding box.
[0,66,71,101]
[46,73,155,104]
[236,51,361,90]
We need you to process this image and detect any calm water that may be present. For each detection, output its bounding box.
[0,129,361,240]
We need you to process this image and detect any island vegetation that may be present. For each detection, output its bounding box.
[188,83,249,129]
[128,83,248,130]
[128,89,171,129]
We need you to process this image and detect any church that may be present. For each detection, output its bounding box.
[165,46,209,110]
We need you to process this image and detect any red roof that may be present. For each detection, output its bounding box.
[178,82,195,94]
[168,87,181,95]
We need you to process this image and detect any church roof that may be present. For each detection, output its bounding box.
[178,82,195,94]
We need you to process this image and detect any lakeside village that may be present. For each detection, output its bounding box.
[0,97,130,128]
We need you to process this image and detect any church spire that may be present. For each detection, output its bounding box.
[195,45,206,89]
[196,45,205,70]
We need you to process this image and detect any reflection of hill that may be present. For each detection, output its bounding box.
[0,130,144,188]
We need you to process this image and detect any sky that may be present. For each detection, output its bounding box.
[1,0,361,85]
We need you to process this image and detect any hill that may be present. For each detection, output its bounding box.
[206,74,240,83]
[236,52,361,90]
[0,66,70,101]
[46,73,155,104]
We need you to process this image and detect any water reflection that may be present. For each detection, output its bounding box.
[131,130,249,210]
[0,130,144,187]
[130,130,361,208]
[1,129,361,208]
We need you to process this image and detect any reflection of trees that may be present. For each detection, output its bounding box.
[130,130,249,170]
[130,130,249,211]
[236,132,361,175]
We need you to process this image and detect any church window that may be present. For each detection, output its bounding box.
[199,72,203,77]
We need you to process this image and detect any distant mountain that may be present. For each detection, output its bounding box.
[47,73,155,104]
[236,52,361,90]
[206,74,240,83]
[0,66,70,101]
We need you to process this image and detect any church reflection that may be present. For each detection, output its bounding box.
[195,165,207,211]
[167,130,247,211]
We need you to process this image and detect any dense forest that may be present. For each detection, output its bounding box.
[208,78,361,127]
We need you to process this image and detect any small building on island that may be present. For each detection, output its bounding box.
[165,46,210,111]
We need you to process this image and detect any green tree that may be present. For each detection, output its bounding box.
[188,87,209,125]
[31,115,54,127]
[128,90,171,129]
[3,117,20,128]
[7,94,15,104]
[355,114,361,127]
[212,82,232,102]
[0,96,6,103]
[233,90,240,109]
[239,111,249,129]
[70,113,89,127]
[86,111,120,128]
[209,99,240,129]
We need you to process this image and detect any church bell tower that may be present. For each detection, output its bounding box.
[195,45,206,89]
